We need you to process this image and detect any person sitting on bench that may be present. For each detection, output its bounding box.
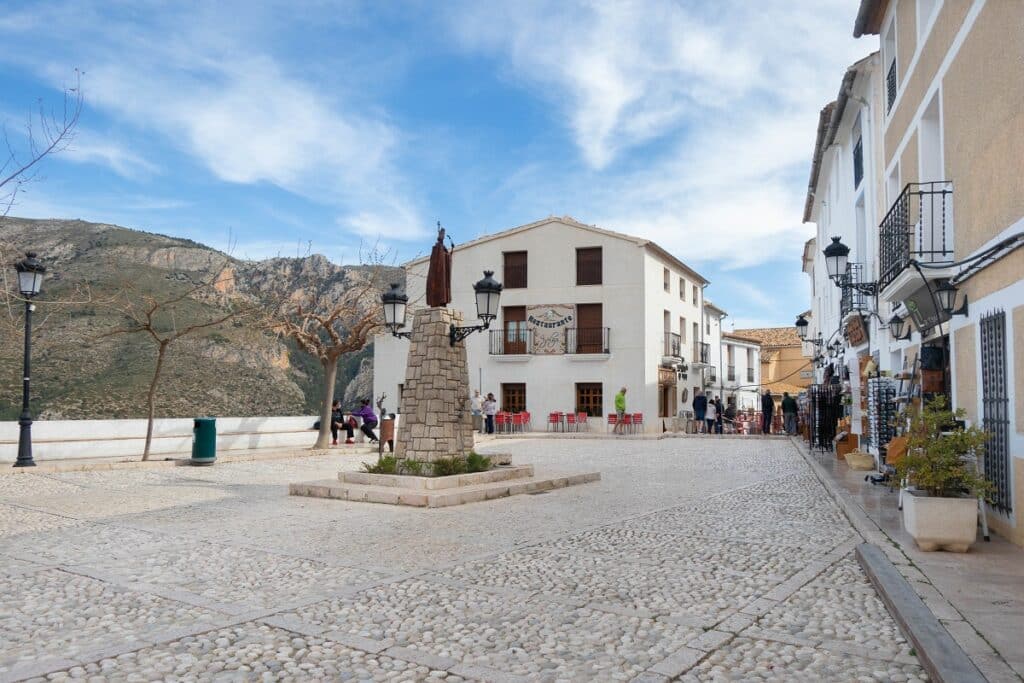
[330,399,355,445]
[352,399,379,443]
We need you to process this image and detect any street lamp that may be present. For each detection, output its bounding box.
[888,313,911,341]
[13,252,45,468]
[823,236,850,283]
[794,314,809,340]
[934,280,968,317]
[450,270,502,345]
[381,283,411,339]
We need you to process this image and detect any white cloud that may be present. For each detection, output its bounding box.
[64,132,159,178]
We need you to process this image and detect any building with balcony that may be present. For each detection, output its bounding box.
[716,332,762,410]
[802,0,1024,546]
[733,327,812,403]
[373,216,716,431]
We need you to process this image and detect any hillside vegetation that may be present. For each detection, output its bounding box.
[0,217,397,420]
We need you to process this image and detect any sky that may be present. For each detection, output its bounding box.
[0,0,870,329]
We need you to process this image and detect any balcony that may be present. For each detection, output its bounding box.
[727,365,736,382]
[747,368,755,383]
[489,328,533,355]
[707,368,717,383]
[566,327,610,355]
[663,332,682,358]
[840,262,869,318]
[691,341,711,367]
[879,182,954,295]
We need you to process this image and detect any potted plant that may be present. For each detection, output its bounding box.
[895,396,991,552]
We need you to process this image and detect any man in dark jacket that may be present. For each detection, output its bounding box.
[330,400,354,445]
[761,390,775,435]
[781,392,799,435]
[692,390,708,433]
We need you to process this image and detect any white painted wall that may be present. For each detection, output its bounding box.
[0,415,326,462]
[374,218,711,431]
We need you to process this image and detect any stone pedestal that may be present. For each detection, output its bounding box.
[395,307,474,462]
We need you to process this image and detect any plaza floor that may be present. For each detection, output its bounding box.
[0,439,928,681]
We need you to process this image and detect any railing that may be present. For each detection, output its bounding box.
[886,58,897,111]
[488,328,533,355]
[727,365,736,382]
[878,181,953,291]
[695,342,710,365]
[853,137,864,188]
[566,327,610,354]
[747,368,755,383]
[663,332,681,358]
[840,262,868,317]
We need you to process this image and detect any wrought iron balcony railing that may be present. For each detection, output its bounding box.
[566,327,610,354]
[840,262,869,317]
[664,332,681,358]
[488,328,532,355]
[695,342,710,365]
[708,368,717,382]
[878,181,953,292]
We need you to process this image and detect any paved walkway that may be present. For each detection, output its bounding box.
[805,446,1024,682]
[1,439,927,681]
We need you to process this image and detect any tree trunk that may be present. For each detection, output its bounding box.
[314,356,338,450]
[142,340,169,460]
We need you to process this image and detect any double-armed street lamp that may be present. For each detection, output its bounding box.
[13,252,46,468]
[382,270,503,345]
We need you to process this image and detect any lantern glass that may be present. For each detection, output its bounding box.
[795,314,809,340]
[822,236,849,281]
[888,314,907,340]
[935,281,957,315]
[15,252,45,297]
[381,283,408,330]
[472,270,503,323]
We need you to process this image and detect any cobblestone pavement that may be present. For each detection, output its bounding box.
[0,439,927,681]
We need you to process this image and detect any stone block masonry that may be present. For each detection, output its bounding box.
[395,307,474,462]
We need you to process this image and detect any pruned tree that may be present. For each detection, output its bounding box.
[103,257,254,459]
[1,70,83,218]
[261,247,389,450]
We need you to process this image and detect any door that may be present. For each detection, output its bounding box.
[503,306,527,354]
[575,303,603,353]
[575,383,603,417]
[501,383,527,413]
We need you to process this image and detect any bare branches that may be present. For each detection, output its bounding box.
[1,70,83,218]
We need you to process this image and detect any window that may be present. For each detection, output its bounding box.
[705,313,711,335]
[663,268,670,292]
[884,23,897,112]
[573,303,605,353]
[576,247,602,285]
[679,316,686,344]
[853,136,864,188]
[575,383,603,417]
[503,251,527,289]
[679,278,685,300]
[692,284,699,303]
[501,383,526,413]
[503,306,528,354]
[981,310,1011,513]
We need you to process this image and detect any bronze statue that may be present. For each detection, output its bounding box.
[426,222,452,307]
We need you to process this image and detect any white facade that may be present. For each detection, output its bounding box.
[374,217,715,432]
[718,334,762,410]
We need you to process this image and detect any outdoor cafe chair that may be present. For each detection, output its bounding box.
[565,412,577,432]
[607,413,617,433]
[632,413,644,433]
[548,412,563,432]
[576,412,588,431]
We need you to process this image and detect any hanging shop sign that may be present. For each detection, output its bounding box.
[527,305,575,354]
[658,367,677,386]
[903,285,949,333]
[846,314,869,347]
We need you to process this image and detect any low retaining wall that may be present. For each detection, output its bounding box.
[0,416,328,463]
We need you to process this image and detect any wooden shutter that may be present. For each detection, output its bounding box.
[503,251,527,288]
[503,306,527,354]
[576,247,602,285]
[575,304,603,353]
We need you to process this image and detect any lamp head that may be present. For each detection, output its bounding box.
[14,252,45,298]
[823,236,849,283]
[472,270,502,324]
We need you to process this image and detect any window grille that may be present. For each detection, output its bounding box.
[980,310,1011,513]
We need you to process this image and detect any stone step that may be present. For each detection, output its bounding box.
[290,471,600,507]
[339,464,533,490]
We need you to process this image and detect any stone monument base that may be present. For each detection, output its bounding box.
[289,465,600,508]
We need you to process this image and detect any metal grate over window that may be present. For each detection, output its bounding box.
[886,58,897,111]
[980,310,1012,514]
[853,136,864,188]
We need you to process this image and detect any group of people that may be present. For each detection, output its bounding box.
[469,390,499,434]
[690,390,735,434]
[328,398,380,445]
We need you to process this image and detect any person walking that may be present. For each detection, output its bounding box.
[613,387,628,435]
[483,392,498,434]
[470,390,484,433]
[714,397,724,434]
[692,390,707,433]
[353,398,380,443]
[761,389,775,435]
[705,395,718,435]
[782,392,798,435]
[330,400,354,445]
[724,399,737,434]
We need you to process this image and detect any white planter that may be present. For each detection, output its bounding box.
[902,491,978,552]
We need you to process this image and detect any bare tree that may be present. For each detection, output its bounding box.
[1,70,83,218]
[103,258,254,460]
[261,248,389,450]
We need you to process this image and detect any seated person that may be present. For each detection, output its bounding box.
[330,400,354,445]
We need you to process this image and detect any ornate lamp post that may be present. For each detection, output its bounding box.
[382,283,412,339]
[794,313,809,340]
[449,270,502,345]
[13,252,45,468]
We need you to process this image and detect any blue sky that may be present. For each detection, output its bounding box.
[0,1,868,329]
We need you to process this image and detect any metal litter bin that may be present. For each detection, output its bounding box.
[191,417,216,465]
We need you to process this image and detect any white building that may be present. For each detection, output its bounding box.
[719,332,762,410]
[374,216,723,432]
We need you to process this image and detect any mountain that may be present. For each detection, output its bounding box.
[0,217,399,420]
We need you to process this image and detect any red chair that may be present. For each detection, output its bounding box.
[548,412,563,432]
[621,414,634,434]
[632,413,644,434]
[565,413,577,432]
[607,413,618,433]
[522,411,531,431]
[512,412,527,434]
[495,412,509,434]
[577,412,588,431]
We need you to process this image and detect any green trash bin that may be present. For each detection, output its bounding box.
[191,417,216,465]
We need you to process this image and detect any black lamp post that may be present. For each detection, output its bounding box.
[13,252,45,468]
[382,283,412,339]
[450,270,502,345]
[794,314,809,341]
[823,236,850,283]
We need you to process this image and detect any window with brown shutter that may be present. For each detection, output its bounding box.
[576,247,602,285]
[503,251,527,288]
[501,383,526,413]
